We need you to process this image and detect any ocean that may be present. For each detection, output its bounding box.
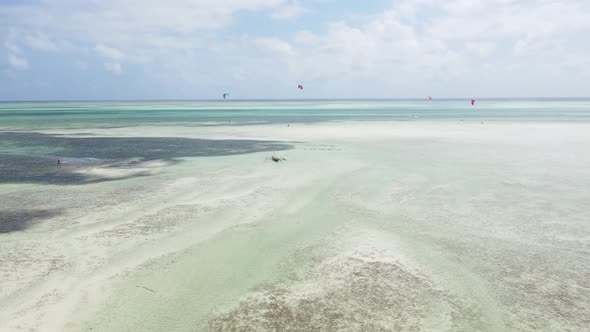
[1,99,589,331]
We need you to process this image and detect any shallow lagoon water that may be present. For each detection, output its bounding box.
[2,99,590,129]
[1,100,589,331]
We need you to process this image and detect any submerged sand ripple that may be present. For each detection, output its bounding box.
[207,242,480,332]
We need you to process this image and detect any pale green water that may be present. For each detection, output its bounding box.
[1,101,589,331]
[1,99,590,130]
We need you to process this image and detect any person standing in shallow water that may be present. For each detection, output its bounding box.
[57,159,61,165]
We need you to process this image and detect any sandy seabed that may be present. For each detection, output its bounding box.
[1,121,589,331]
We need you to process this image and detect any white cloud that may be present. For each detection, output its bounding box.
[104,62,122,74]
[24,33,58,52]
[255,38,295,56]
[272,1,306,20]
[8,53,29,70]
[1,0,294,80]
[95,44,125,60]
[4,40,21,54]
[466,42,496,58]
[293,30,319,45]
[4,0,289,40]
[242,0,590,96]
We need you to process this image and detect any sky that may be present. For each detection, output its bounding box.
[1,0,589,100]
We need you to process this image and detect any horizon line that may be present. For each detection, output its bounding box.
[1,97,590,103]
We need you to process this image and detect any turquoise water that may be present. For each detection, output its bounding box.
[1,99,590,129]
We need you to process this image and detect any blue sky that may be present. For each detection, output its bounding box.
[1,0,589,100]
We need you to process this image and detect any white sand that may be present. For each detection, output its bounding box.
[1,121,590,331]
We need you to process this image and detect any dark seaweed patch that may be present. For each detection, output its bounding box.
[0,209,62,233]
[0,132,292,185]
